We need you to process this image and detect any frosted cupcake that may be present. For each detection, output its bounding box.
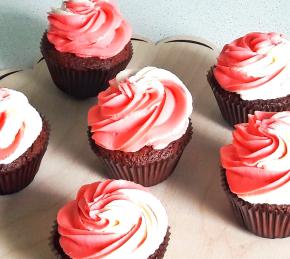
[41,0,133,99]
[88,67,193,186]
[208,32,290,126]
[221,111,290,238]
[51,179,170,258]
[0,88,49,194]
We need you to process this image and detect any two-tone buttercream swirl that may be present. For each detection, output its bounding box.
[57,179,168,259]
[88,67,193,152]
[221,111,290,204]
[47,0,132,58]
[214,32,290,100]
[0,88,42,165]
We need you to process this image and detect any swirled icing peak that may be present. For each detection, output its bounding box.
[47,0,132,58]
[88,67,193,152]
[0,88,42,164]
[221,111,290,203]
[214,32,290,100]
[57,179,168,259]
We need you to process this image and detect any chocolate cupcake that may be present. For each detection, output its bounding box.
[220,111,290,238]
[0,88,49,195]
[51,179,170,258]
[41,0,133,99]
[208,32,290,126]
[88,67,193,186]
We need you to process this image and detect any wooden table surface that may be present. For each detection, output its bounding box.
[0,36,288,259]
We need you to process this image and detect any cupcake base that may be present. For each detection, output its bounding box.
[0,117,50,195]
[41,33,133,99]
[221,168,290,238]
[101,153,183,187]
[88,121,193,187]
[207,68,290,127]
[50,222,170,259]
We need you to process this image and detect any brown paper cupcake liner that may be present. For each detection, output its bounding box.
[50,222,170,259]
[44,58,131,99]
[88,122,192,187]
[100,153,183,187]
[0,118,50,195]
[207,68,290,127]
[221,168,290,238]
[41,32,133,99]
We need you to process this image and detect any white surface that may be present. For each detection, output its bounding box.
[0,0,290,69]
[0,36,288,259]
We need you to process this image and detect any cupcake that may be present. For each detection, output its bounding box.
[220,111,290,238]
[51,179,170,258]
[208,32,290,126]
[0,88,49,195]
[88,67,193,186]
[41,0,133,99]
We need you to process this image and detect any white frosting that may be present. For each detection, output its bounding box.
[238,181,290,205]
[50,0,94,15]
[103,189,168,259]
[115,67,193,150]
[58,180,169,258]
[116,67,188,92]
[0,89,42,165]
[237,38,290,101]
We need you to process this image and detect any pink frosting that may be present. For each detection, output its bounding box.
[0,89,24,160]
[57,180,166,258]
[221,111,290,195]
[47,0,132,58]
[88,67,193,152]
[214,32,290,94]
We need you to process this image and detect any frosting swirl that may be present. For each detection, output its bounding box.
[221,111,290,204]
[214,32,290,100]
[0,88,42,165]
[57,180,168,259]
[47,0,132,58]
[88,67,193,152]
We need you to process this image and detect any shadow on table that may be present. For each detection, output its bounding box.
[167,125,244,229]
[0,185,66,259]
[30,82,108,179]
[0,10,46,69]
[193,76,232,130]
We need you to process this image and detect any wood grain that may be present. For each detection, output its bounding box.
[0,36,288,259]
